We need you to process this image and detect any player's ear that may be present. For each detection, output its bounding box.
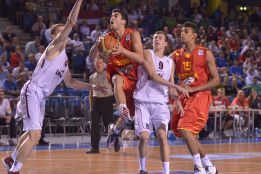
[193,33,197,39]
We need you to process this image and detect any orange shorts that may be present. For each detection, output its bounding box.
[107,66,136,117]
[171,91,212,138]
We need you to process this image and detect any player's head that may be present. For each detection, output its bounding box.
[50,23,65,39]
[95,56,105,73]
[153,31,169,52]
[181,22,198,44]
[110,9,128,31]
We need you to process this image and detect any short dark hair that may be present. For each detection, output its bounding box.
[182,22,198,33]
[112,8,128,26]
[50,23,65,35]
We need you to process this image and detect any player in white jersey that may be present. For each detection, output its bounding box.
[2,1,106,174]
[134,31,184,174]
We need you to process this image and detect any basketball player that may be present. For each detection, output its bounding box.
[2,1,106,174]
[171,22,219,174]
[134,31,180,174]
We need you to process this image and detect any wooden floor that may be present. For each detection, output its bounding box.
[1,140,261,174]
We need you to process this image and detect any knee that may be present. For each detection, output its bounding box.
[29,130,41,145]
[139,132,150,143]
[179,129,190,138]
[157,129,168,143]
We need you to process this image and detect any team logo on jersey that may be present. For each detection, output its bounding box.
[126,34,130,41]
[198,50,204,56]
[55,69,64,78]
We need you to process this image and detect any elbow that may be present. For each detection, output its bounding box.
[64,79,73,89]
[150,74,157,82]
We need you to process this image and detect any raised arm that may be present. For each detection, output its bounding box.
[49,0,83,51]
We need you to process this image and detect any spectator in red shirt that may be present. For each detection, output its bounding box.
[213,88,230,107]
[230,90,249,130]
[10,46,24,68]
[213,88,232,138]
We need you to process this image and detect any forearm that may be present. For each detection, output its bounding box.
[123,49,143,64]
[56,0,82,43]
[66,78,94,90]
[67,0,82,25]
[193,77,220,92]
[169,88,179,101]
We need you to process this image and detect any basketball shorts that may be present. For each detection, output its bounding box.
[172,91,212,137]
[135,100,170,135]
[19,81,46,131]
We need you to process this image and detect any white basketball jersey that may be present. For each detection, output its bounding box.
[30,49,69,96]
[134,50,173,103]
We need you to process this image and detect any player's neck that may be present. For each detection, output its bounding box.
[154,49,164,58]
[114,27,125,40]
[184,42,196,53]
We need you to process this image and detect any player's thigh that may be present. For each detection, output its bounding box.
[135,101,151,136]
[151,103,170,133]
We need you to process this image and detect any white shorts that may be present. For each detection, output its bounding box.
[18,81,46,131]
[134,100,170,136]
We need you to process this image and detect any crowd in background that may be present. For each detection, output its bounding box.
[0,0,260,142]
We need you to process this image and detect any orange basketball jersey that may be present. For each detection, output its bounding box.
[172,46,210,91]
[106,28,138,82]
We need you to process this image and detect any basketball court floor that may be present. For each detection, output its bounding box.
[0,136,260,174]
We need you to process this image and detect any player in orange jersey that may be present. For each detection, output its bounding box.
[88,8,143,152]
[170,22,220,174]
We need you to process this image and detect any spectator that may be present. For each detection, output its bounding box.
[215,51,228,68]
[31,15,47,36]
[0,54,10,71]
[245,68,259,86]
[163,26,174,45]
[24,36,41,58]
[35,45,45,62]
[2,26,16,43]
[230,90,249,130]
[222,75,238,96]
[10,46,24,68]
[2,74,19,96]
[213,88,232,138]
[70,33,85,54]
[12,62,29,79]
[91,24,102,44]
[229,60,244,77]
[0,89,17,146]
[246,89,261,128]
[16,72,27,91]
[24,53,37,71]
[0,63,9,87]
[80,20,91,39]
[208,40,219,57]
